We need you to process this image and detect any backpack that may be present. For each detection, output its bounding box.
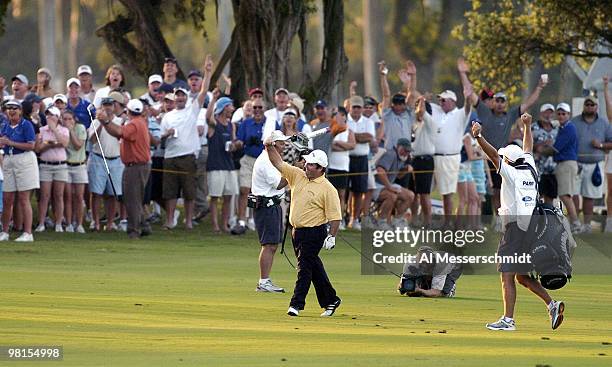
[514,161,574,289]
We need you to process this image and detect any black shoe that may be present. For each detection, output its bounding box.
[320,298,341,317]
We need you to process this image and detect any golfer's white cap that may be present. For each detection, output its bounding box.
[269,130,291,142]
[148,74,163,85]
[77,65,92,75]
[498,144,524,163]
[303,149,328,168]
[126,99,144,114]
[66,77,81,88]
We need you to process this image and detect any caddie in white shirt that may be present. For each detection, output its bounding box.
[473,113,565,332]
[251,130,290,293]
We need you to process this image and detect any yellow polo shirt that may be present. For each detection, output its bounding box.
[280,162,342,228]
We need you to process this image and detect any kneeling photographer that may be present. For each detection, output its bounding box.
[398,246,462,298]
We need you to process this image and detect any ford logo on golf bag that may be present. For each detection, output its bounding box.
[522,196,533,202]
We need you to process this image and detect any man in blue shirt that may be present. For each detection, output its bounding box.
[162,57,189,90]
[232,99,266,235]
[571,96,612,232]
[552,103,581,232]
[66,78,94,129]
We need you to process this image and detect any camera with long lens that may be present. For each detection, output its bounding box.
[398,265,425,295]
[289,132,310,153]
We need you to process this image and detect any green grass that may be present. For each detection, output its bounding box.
[0,224,610,366]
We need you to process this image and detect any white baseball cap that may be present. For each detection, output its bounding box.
[37,67,52,76]
[148,74,163,85]
[42,97,53,110]
[126,99,144,114]
[66,77,81,88]
[437,90,457,102]
[497,144,524,163]
[539,103,554,112]
[303,149,329,168]
[11,74,29,85]
[45,106,61,117]
[53,94,68,104]
[556,103,571,113]
[77,65,92,75]
[269,130,291,142]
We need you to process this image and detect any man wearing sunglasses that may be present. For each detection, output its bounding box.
[570,96,612,233]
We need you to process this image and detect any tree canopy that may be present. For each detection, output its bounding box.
[453,0,612,98]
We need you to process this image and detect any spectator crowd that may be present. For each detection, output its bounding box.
[0,56,611,242]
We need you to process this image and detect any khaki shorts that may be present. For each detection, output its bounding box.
[208,170,239,197]
[239,155,256,188]
[67,163,89,184]
[39,162,68,182]
[163,154,197,200]
[433,154,460,195]
[3,151,40,192]
[555,160,577,197]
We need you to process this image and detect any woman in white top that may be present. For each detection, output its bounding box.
[92,65,131,108]
[327,107,355,228]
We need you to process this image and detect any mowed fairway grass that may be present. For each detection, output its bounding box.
[0,223,610,367]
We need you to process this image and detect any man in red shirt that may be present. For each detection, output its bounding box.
[101,99,151,238]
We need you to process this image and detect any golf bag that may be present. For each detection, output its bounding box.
[515,161,574,290]
[525,202,573,290]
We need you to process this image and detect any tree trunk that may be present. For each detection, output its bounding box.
[68,0,79,78]
[363,0,385,97]
[96,0,180,82]
[231,0,307,102]
[307,0,348,107]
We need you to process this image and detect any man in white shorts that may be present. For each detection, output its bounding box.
[429,90,472,224]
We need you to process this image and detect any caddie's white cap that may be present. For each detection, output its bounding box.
[303,149,328,168]
[66,77,81,88]
[497,144,524,163]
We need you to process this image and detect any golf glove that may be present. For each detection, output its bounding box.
[323,235,336,250]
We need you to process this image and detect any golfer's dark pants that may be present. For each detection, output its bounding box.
[123,163,151,236]
[290,224,339,310]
